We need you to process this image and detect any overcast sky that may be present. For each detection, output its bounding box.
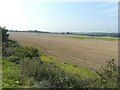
[0,0,118,32]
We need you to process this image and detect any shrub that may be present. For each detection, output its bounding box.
[19,58,42,78]
[94,59,118,88]
[23,47,39,59]
[13,46,39,59]
[8,55,19,64]
[20,58,93,88]
[1,26,9,42]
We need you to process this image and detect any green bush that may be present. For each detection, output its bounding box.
[8,55,19,64]
[13,46,39,59]
[23,47,39,59]
[1,26,9,42]
[94,59,118,88]
[19,58,42,78]
[20,58,93,88]
[3,40,40,64]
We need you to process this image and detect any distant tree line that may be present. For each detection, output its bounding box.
[62,32,120,37]
[77,32,120,37]
[9,29,120,37]
[9,30,50,33]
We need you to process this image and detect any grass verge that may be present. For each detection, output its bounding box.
[68,35,120,41]
[40,54,98,79]
[2,58,32,88]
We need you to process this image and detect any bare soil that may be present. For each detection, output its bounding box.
[9,32,118,69]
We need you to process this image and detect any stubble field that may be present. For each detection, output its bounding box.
[9,32,118,69]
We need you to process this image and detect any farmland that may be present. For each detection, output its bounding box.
[9,32,118,69]
[2,28,119,88]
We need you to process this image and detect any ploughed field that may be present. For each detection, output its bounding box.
[9,32,118,69]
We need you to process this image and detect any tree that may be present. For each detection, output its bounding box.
[1,26,9,57]
[66,32,70,34]
[0,26,9,42]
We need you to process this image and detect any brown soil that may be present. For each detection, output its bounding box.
[9,32,118,69]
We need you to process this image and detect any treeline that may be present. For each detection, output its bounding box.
[77,32,120,37]
[9,30,50,34]
[60,32,120,37]
[9,29,120,37]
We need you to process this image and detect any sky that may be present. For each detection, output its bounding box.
[0,0,119,32]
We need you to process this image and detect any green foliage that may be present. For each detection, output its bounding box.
[40,54,98,79]
[19,54,96,88]
[1,27,10,58]
[0,26,9,42]
[2,58,32,88]
[64,32,120,37]
[2,39,42,88]
[20,58,94,88]
[3,40,40,64]
[19,58,42,78]
[93,59,118,88]
[8,55,19,64]
[0,58,2,89]
[12,46,39,60]
[21,46,39,59]
[100,59,118,78]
